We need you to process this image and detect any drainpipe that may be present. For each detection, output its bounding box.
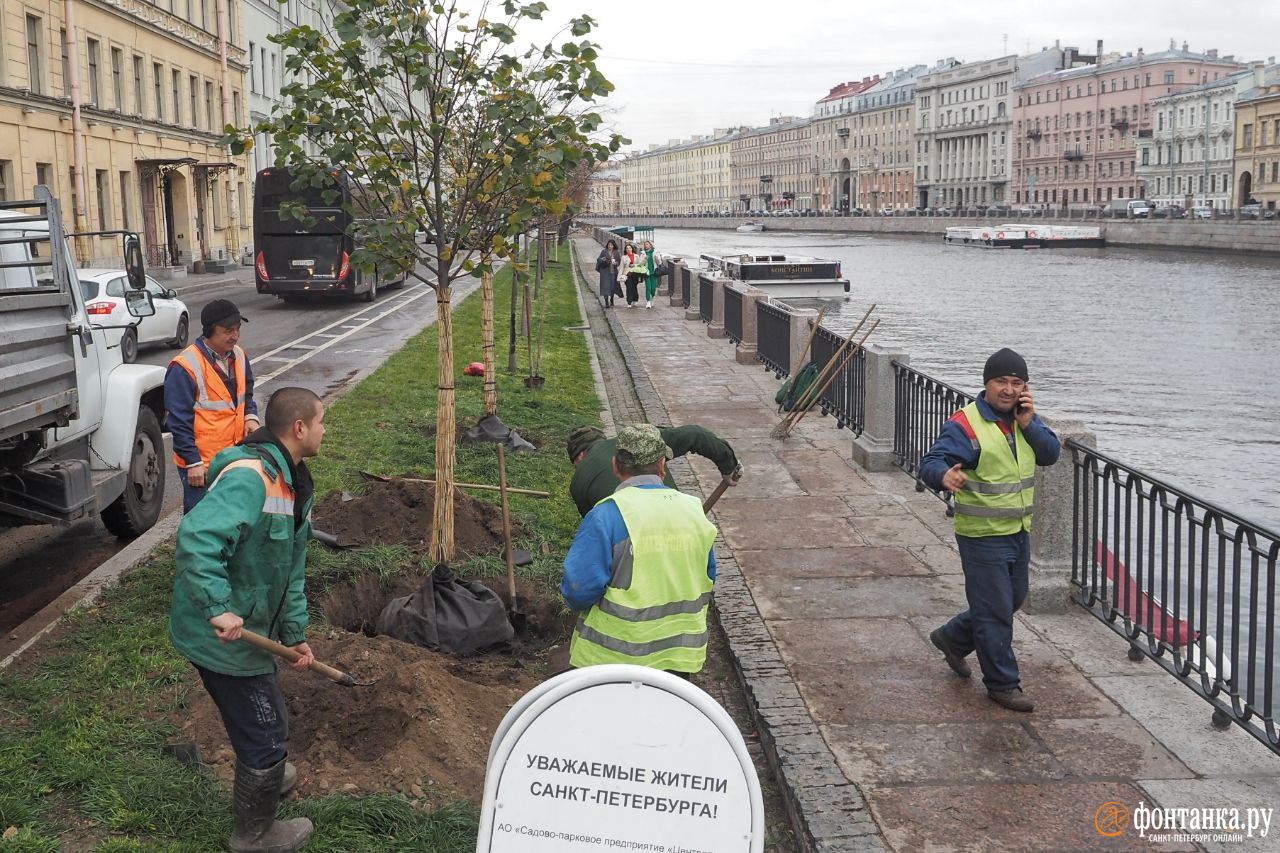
[63,0,91,262]
[216,0,239,261]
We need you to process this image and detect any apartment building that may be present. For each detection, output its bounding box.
[729,117,813,211]
[1234,63,1280,210]
[619,131,736,214]
[587,166,621,215]
[842,67,923,211]
[0,0,251,269]
[811,75,880,209]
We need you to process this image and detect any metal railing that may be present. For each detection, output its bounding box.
[809,323,867,435]
[724,286,744,344]
[1069,441,1280,755]
[698,275,713,323]
[680,267,691,308]
[756,301,791,377]
[891,362,974,486]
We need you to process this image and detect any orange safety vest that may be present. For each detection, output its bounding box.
[211,457,298,519]
[169,343,249,469]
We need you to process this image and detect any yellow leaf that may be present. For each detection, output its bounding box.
[401,180,413,192]
[515,133,531,146]
[3,827,17,840]
[532,171,553,186]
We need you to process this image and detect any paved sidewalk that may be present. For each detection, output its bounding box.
[570,237,1280,852]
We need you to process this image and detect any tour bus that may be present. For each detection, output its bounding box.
[252,167,402,302]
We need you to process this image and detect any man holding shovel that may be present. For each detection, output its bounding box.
[562,424,719,674]
[567,424,741,517]
[169,386,324,853]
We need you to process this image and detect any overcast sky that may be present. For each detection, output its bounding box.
[513,0,1280,152]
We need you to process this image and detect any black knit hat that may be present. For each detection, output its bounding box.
[983,348,1029,383]
[200,298,248,329]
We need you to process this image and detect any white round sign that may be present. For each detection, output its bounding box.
[478,666,763,853]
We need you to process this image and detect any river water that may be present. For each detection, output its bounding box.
[652,227,1280,531]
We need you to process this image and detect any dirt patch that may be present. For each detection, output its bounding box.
[312,479,523,556]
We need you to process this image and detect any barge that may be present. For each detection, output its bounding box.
[701,252,850,299]
[944,223,1104,249]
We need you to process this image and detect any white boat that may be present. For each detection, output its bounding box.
[944,223,1103,249]
[700,253,850,299]
[735,220,765,233]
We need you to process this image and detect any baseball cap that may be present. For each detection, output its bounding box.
[614,424,673,467]
[200,299,249,329]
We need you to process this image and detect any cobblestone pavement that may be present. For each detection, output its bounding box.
[570,235,1280,853]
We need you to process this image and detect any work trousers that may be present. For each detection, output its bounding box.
[178,467,207,514]
[196,664,290,770]
[936,531,1030,692]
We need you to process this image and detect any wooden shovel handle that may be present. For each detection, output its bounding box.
[240,629,353,685]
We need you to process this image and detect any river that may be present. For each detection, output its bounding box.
[650,227,1280,532]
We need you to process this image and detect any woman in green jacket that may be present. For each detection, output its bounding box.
[642,239,664,309]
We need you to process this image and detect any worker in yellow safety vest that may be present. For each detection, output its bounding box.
[561,423,719,674]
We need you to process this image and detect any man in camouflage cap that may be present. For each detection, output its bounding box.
[561,423,719,674]
[567,423,741,518]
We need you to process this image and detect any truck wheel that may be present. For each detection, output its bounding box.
[101,407,165,538]
[121,327,139,363]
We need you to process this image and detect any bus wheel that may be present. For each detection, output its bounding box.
[362,272,378,302]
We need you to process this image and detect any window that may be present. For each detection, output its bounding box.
[26,15,44,95]
[248,41,255,92]
[87,39,100,105]
[60,28,69,97]
[190,75,199,128]
[205,81,214,129]
[1164,71,1174,84]
[153,62,163,120]
[1243,124,1254,148]
[171,69,181,123]
[0,160,9,201]
[232,90,241,125]
[119,171,131,229]
[260,47,268,96]
[111,48,123,109]
[132,55,143,114]
[35,162,50,193]
[95,170,109,230]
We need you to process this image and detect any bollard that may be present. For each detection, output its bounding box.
[707,277,727,339]
[1025,416,1096,614]
[851,344,909,472]
[786,308,819,376]
[735,288,767,365]
[684,270,702,321]
[670,261,687,307]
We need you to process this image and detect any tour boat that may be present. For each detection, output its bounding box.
[944,223,1104,249]
[735,220,765,233]
[700,253,850,299]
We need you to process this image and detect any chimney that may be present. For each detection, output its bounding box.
[1096,39,1103,60]
[1137,47,1145,61]
[1207,49,1218,58]
[1182,41,1189,53]
[1256,62,1266,90]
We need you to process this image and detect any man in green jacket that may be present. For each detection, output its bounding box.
[567,424,742,517]
[170,386,325,853]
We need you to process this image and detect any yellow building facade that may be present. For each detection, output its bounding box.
[1234,69,1280,211]
[0,0,250,271]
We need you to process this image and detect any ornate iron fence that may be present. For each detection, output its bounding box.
[1069,441,1280,755]
[809,323,867,435]
[724,286,744,344]
[891,362,974,487]
[756,301,790,377]
[698,275,713,323]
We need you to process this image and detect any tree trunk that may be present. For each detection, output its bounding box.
[506,263,518,372]
[481,269,496,416]
[429,273,456,565]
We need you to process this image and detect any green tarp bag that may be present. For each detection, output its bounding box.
[775,362,820,412]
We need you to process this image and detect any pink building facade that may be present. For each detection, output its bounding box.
[1012,47,1245,208]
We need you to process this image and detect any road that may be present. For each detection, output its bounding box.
[0,265,460,643]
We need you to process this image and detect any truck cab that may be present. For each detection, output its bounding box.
[0,187,167,536]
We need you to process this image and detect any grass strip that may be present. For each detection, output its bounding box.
[0,243,601,850]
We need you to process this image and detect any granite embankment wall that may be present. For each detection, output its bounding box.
[585,216,1280,255]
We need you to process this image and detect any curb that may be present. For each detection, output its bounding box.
[569,236,886,851]
[0,275,482,671]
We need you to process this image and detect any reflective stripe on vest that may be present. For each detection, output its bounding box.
[952,401,1036,537]
[570,486,718,673]
[170,343,248,468]
[210,458,295,517]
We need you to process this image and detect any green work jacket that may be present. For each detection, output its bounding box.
[169,442,313,676]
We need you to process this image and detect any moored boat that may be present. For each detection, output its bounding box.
[700,252,850,299]
[944,223,1103,249]
[736,220,765,233]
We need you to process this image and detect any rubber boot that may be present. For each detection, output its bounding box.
[281,762,297,796]
[229,759,314,853]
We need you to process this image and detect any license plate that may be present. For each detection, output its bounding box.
[290,259,315,268]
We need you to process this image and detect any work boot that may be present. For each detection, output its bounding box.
[929,629,972,678]
[281,762,297,796]
[987,687,1035,712]
[230,759,314,852]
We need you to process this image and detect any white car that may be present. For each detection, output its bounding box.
[78,269,190,363]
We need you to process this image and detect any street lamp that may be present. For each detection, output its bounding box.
[759,174,773,212]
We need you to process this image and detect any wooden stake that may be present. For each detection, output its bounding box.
[787,319,881,434]
[777,304,875,434]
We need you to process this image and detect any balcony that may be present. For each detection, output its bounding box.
[1063,149,1084,161]
[836,127,850,139]
[1027,128,1042,140]
[759,174,774,183]
[1111,119,1130,132]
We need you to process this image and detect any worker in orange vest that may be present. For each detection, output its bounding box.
[164,299,260,512]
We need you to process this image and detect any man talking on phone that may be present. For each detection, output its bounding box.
[919,348,1060,712]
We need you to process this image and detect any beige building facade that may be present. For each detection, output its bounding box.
[1234,66,1280,211]
[730,117,813,212]
[587,167,620,215]
[0,0,251,270]
[619,132,734,214]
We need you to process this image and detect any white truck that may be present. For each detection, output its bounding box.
[0,187,167,537]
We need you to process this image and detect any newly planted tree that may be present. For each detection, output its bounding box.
[232,0,622,562]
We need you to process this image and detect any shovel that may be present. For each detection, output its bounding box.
[497,444,528,631]
[240,629,378,687]
[701,468,742,514]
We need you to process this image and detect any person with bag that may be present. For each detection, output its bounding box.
[642,239,665,309]
[595,239,621,307]
[623,242,646,308]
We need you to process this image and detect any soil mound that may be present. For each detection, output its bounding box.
[312,479,521,556]
[177,631,548,803]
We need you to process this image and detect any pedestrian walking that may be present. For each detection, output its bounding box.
[165,299,259,513]
[623,242,646,308]
[561,424,719,674]
[169,386,325,852]
[566,423,741,518]
[595,239,621,307]
[919,348,1061,712]
[642,239,664,309]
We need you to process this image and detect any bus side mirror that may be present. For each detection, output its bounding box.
[123,233,146,290]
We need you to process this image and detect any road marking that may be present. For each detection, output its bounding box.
[253,280,433,361]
